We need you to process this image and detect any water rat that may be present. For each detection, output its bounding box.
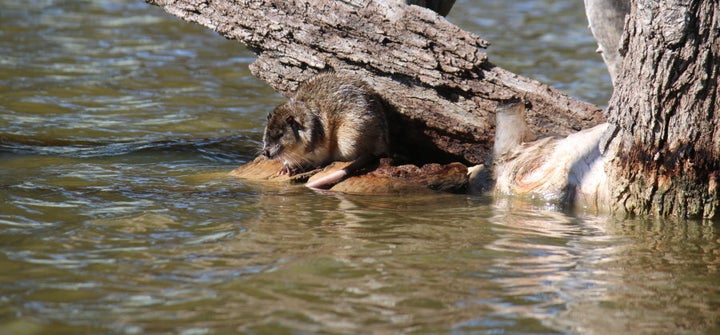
[262,72,390,188]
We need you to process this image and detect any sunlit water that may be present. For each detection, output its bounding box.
[1,0,719,334]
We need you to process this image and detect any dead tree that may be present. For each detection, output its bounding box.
[146,0,603,165]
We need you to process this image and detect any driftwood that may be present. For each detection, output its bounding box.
[488,102,611,210]
[147,0,603,165]
[230,157,468,194]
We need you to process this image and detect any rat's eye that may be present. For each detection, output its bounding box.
[271,133,284,141]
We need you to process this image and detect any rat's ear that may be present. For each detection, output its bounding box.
[286,115,302,131]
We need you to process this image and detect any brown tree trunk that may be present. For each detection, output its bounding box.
[146,0,603,165]
[605,0,720,218]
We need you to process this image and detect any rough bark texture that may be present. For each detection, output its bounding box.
[146,0,604,165]
[583,0,630,85]
[606,0,720,218]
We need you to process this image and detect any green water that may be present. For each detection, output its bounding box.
[1,0,718,334]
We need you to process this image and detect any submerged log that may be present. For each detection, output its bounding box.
[230,157,468,194]
[478,101,610,211]
[147,0,604,165]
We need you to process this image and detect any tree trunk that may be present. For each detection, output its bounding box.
[605,0,720,218]
[146,0,603,165]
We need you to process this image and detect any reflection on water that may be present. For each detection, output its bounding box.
[1,0,719,334]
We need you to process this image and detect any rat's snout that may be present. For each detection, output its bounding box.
[262,145,281,159]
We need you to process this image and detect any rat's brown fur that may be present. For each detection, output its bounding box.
[262,73,389,179]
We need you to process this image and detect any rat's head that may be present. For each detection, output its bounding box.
[262,100,324,167]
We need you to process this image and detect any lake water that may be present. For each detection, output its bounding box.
[1,0,719,334]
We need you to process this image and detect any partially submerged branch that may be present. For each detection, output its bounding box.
[485,101,610,210]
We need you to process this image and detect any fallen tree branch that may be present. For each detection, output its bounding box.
[147,0,604,165]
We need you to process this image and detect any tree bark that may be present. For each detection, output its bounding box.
[146,0,604,165]
[605,0,720,218]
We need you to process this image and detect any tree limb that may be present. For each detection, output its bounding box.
[147,0,604,165]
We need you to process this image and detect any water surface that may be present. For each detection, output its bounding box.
[1,1,719,334]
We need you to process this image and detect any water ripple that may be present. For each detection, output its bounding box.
[0,134,256,160]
